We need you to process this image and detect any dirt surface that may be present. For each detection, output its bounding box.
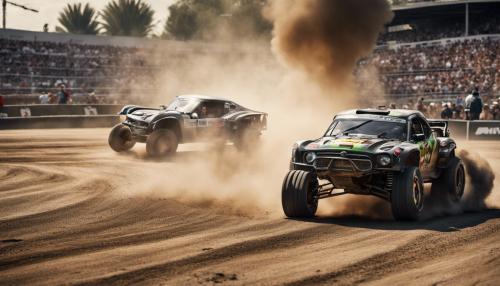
[0,129,499,285]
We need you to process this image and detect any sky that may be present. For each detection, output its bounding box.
[4,0,177,35]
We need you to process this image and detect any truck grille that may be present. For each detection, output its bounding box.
[313,152,372,172]
[314,158,331,169]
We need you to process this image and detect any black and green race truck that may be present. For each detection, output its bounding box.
[282,108,465,221]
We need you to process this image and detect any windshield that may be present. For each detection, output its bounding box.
[166,97,199,113]
[326,118,407,141]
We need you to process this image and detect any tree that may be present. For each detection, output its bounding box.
[164,2,198,40]
[164,0,271,41]
[101,0,155,37]
[228,0,271,38]
[56,3,100,35]
[164,0,225,40]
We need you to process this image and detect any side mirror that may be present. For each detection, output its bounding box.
[412,133,426,142]
[191,113,199,119]
[229,104,237,110]
[159,105,166,110]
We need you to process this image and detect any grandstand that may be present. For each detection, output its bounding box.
[0,29,267,105]
[0,0,499,112]
[362,0,500,107]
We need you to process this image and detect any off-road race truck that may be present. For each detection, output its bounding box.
[282,108,465,221]
[108,95,267,157]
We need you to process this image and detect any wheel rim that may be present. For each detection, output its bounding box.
[455,165,465,198]
[307,179,319,211]
[412,175,423,211]
[156,135,173,155]
[119,128,132,144]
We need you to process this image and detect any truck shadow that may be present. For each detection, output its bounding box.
[290,208,500,232]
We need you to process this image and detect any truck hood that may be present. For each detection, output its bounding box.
[129,109,160,117]
[304,136,401,153]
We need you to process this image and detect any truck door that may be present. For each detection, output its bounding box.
[194,101,226,140]
[410,117,435,178]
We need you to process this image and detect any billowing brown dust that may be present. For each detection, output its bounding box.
[122,1,495,220]
[266,0,393,103]
[420,149,496,219]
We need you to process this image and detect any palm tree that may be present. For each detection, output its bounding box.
[56,3,100,35]
[101,0,155,37]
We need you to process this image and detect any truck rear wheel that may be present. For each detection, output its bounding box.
[281,170,318,218]
[108,124,136,152]
[431,157,465,202]
[146,129,178,157]
[391,167,424,221]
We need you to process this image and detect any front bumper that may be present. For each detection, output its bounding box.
[122,118,151,142]
[291,153,400,176]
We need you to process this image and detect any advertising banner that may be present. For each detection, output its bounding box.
[468,120,500,141]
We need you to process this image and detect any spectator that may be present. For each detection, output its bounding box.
[415,97,427,113]
[464,92,474,120]
[441,104,453,119]
[48,92,57,104]
[451,103,462,119]
[469,89,483,120]
[480,105,493,120]
[57,84,71,104]
[492,103,500,120]
[39,93,50,104]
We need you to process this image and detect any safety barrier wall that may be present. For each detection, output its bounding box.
[0,112,499,140]
[0,115,120,130]
[0,104,123,117]
[445,120,500,141]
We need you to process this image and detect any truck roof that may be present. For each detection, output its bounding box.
[177,94,229,101]
[336,109,424,119]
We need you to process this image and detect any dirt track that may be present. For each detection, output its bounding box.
[0,129,499,285]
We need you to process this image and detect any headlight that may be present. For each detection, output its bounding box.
[377,154,392,167]
[305,152,317,164]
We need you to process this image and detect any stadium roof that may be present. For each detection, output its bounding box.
[393,0,500,11]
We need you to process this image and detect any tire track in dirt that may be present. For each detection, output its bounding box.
[0,129,498,286]
[286,211,500,286]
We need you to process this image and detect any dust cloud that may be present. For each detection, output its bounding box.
[421,149,496,219]
[122,0,393,217]
[119,1,495,220]
[265,0,393,104]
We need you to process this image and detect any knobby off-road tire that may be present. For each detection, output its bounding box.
[108,124,136,152]
[146,129,178,158]
[431,157,465,202]
[281,170,319,218]
[391,166,424,221]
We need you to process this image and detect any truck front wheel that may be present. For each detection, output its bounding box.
[391,167,424,221]
[146,129,178,157]
[108,124,136,152]
[281,170,319,218]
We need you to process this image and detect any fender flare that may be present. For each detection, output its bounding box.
[152,117,183,141]
[401,148,420,168]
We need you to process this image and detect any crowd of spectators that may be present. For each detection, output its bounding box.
[358,37,500,107]
[0,39,160,102]
[385,92,500,120]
